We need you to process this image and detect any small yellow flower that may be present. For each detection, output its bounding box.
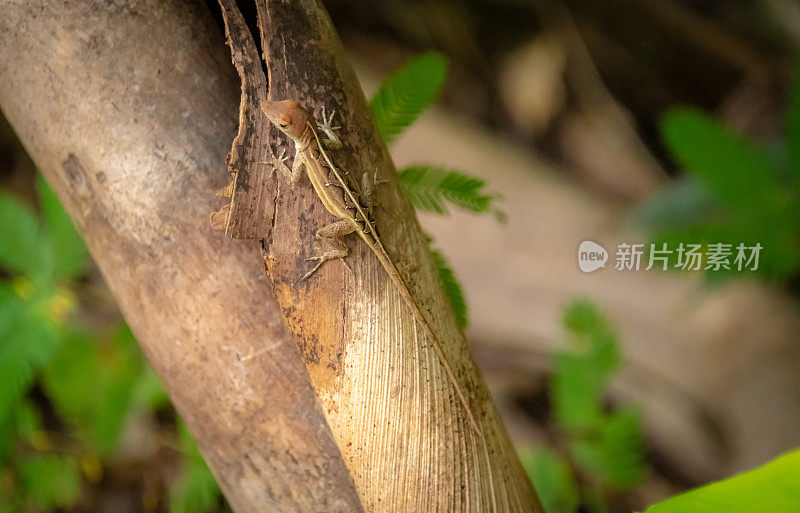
[46,287,77,325]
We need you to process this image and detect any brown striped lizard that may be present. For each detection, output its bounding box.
[260,99,480,435]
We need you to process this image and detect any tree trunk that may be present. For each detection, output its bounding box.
[0,0,542,511]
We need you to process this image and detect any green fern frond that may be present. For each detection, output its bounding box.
[399,165,503,219]
[369,51,448,145]
[430,245,468,330]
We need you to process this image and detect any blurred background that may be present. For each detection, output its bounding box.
[2,0,800,512]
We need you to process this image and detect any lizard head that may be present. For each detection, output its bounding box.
[261,99,313,141]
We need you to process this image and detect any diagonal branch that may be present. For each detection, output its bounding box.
[213,0,544,511]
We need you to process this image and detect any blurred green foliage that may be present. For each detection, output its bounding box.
[521,299,647,513]
[642,449,800,513]
[554,301,646,491]
[520,446,580,513]
[170,422,221,513]
[602,61,800,509]
[0,176,220,512]
[636,61,800,282]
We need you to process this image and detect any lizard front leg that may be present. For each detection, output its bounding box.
[317,106,342,150]
[266,147,306,186]
[289,149,306,185]
[301,219,356,280]
[264,148,292,180]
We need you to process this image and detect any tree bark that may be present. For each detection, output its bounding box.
[0,0,542,511]
[0,1,362,512]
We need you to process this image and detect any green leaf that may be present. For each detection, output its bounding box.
[14,400,42,443]
[0,191,52,282]
[552,300,647,492]
[132,367,170,411]
[431,246,468,329]
[552,299,621,431]
[632,178,720,232]
[369,51,448,145]
[640,107,800,283]
[0,348,50,425]
[520,447,580,513]
[42,324,145,456]
[35,174,87,279]
[569,408,647,489]
[170,421,221,513]
[40,330,96,421]
[0,289,32,424]
[19,454,81,509]
[643,448,800,513]
[170,459,221,513]
[552,351,603,431]
[787,58,800,183]
[640,104,800,284]
[0,400,35,465]
[399,165,502,218]
[654,226,800,282]
[0,284,61,424]
[661,108,786,213]
[90,326,143,454]
[0,490,21,513]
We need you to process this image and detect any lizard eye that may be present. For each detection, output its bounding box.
[279,122,288,128]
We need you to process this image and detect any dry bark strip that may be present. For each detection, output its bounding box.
[211,0,543,511]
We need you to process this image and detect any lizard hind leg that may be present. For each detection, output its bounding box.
[301,219,357,280]
[362,168,391,216]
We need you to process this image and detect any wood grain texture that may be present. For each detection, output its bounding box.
[0,1,363,511]
[213,1,543,511]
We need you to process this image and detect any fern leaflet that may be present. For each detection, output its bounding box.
[369,51,447,145]
[400,165,503,219]
[430,245,468,330]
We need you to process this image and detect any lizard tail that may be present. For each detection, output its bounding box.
[371,243,482,436]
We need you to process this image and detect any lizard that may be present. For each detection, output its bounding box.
[260,98,481,435]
